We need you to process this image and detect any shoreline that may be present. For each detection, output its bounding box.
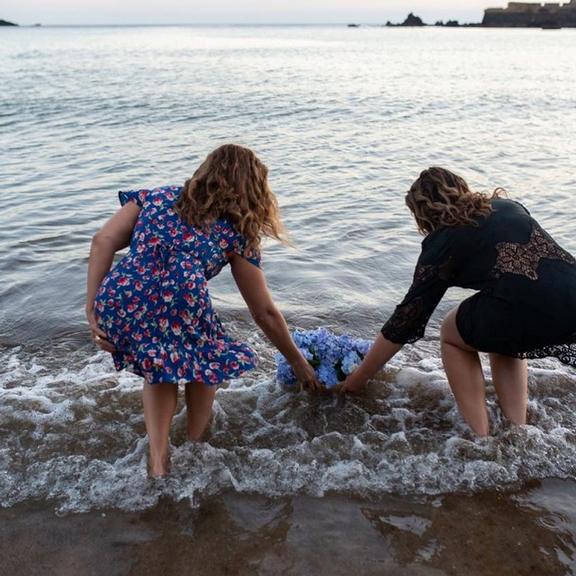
[2,479,575,575]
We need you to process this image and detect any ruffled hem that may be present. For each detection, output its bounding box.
[110,340,257,385]
[509,342,576,368]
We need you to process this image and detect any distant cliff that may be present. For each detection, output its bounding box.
[0,19,18,26]
[483,1,576,27]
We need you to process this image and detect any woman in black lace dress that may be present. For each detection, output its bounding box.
[340,167,576,436]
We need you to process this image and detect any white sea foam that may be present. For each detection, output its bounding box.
[1,345,576,514]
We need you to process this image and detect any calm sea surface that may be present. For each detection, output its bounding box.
[1,26,576,517]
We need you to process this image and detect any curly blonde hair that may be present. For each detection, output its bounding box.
[175,144,285,251]
[406,167,500,235]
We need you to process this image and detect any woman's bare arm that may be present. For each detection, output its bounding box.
[230,254,320,391]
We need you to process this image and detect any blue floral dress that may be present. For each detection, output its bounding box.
[94,186,260,385]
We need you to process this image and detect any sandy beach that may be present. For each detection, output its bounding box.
[2,479,575,576]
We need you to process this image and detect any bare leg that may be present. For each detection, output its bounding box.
[142,381,178,477]
[185,382,217,441]
[441,307,490,436]
[489,353,528,425]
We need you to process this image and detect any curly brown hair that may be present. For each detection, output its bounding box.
[406,167,501,235]
[175,144,285,251]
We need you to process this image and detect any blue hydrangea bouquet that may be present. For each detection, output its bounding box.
[276,328,372,389]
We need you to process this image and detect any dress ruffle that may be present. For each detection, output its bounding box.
[512,341,576,368]
[111,338,257,385]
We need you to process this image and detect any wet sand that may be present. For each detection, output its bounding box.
[2,479,575,576]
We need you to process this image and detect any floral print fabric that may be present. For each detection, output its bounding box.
[94,186,260,385]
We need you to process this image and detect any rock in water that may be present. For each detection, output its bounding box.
[402,13,426,26]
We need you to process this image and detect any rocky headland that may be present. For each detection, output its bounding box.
[383,1,576,28]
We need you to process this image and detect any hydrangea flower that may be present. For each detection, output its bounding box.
[276,328,372,390]
[341,350,361,375]
[298,347,313,361]
[317,364,339,388]
[276,353,297,385]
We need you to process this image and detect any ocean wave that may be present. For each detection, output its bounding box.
[1,345,576,514]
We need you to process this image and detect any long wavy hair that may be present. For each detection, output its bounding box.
[406,167,501,235]
[175,144,285,250]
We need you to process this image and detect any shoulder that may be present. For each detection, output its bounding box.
[146,185,182,207]
[491,197,530,216]
[213,219,247,246]
[215,219,262,268]
[420,217,476,264]
[421,225,456,251]
[118,185,182,209]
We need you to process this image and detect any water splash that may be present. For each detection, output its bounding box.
[2,344,576,514]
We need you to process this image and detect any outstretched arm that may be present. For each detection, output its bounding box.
[86,202,141,350]
[230,254,320,391]
[340,244,452,394]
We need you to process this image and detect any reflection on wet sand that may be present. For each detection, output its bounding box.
[1,479,575,576]
[361,481,576,575]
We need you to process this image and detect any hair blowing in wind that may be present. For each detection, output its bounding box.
[175,144,285,251]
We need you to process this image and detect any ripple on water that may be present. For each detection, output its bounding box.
[1,26,576,511]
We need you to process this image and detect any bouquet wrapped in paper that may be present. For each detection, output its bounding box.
[276,328,372,389]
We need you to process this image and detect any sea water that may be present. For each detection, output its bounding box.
[1,25,576,513]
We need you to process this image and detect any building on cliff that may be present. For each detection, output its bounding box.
[483,0,576,27]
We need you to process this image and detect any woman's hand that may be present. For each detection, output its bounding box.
[291,358,322,393]
[86,306,116,353]
[337,334,402,395]
[336,371,368,395]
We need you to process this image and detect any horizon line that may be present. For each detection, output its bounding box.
[3,20,486,28]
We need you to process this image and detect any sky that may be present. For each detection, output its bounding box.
[2,0,509,26]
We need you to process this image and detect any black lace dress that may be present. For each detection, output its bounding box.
[381,198,576,367]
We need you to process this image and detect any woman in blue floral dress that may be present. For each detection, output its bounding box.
[86,144,318,476]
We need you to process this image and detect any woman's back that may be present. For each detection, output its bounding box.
[425,197,576,292]
[120,186,260,281]
[382,197,576,359]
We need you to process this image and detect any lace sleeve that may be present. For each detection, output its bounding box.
[381,252,452,345]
